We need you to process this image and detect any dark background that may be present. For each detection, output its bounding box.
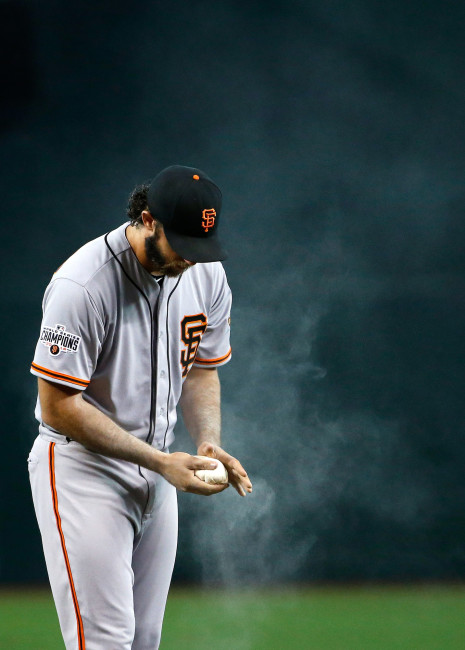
[1,0,464,586]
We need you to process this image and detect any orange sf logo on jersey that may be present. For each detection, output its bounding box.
[202,209,216,232]
[180,314,208,377]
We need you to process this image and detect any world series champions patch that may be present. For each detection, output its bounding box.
[39,324,81,356]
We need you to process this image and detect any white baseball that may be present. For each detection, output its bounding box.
[194,456,229,485]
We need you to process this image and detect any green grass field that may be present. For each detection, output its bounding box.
[1,585,464,649]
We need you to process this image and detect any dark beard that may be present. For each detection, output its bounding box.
[145,230,192,278]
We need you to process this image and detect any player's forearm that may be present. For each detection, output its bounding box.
[39,382,167,473]
[179,367,221,448]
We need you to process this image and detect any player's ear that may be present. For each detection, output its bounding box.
[141,210,156,232]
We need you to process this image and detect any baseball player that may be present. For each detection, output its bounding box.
[28,165,252,650]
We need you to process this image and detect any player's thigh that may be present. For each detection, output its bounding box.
[29,436,138,648]
[132,474,178,650]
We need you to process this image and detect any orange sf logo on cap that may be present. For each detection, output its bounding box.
[202,208,216,232]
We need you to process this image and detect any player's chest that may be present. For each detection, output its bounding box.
[103,282,210,350]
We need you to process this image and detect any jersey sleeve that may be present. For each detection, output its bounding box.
[194,267,232,369]
[30,278,104,390]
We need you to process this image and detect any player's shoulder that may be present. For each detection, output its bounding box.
[52,224,127,287]
[190,261,227,282]
[184,262,230,301]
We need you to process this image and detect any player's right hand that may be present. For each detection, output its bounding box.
[159,452,229,496]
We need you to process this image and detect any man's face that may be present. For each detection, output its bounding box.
[145,224,195,277]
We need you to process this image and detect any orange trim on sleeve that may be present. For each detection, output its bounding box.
[31,362,89,388]
[194,348,232,366]
[49,443,86,649]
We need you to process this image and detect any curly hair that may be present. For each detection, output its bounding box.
[127,183,150,227]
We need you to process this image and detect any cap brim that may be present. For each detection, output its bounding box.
[163,228,228,263]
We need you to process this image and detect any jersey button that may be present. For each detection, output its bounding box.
[160,370,165,378]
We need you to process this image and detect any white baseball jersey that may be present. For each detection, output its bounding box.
[28,222,232,649]
[31,222,232,448]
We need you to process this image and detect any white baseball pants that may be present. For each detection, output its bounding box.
[28,431,178,650]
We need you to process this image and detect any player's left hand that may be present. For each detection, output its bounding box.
[196,442,252,497]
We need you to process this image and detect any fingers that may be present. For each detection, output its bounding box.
[229,472,253,496]
[197,444,253,497]
[187,477,229,496]
[217,454,252,496]
[189,456,219,472]
[222,457,251,496]
[163,452,228,496]
[170,447,253,498]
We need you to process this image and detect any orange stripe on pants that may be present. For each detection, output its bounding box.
[49,442,86,649]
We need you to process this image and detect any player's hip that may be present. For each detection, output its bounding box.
[27,433,168,514]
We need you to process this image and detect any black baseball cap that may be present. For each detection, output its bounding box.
[147,165,228,263]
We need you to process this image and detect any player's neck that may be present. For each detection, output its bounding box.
[126,224,159,275]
